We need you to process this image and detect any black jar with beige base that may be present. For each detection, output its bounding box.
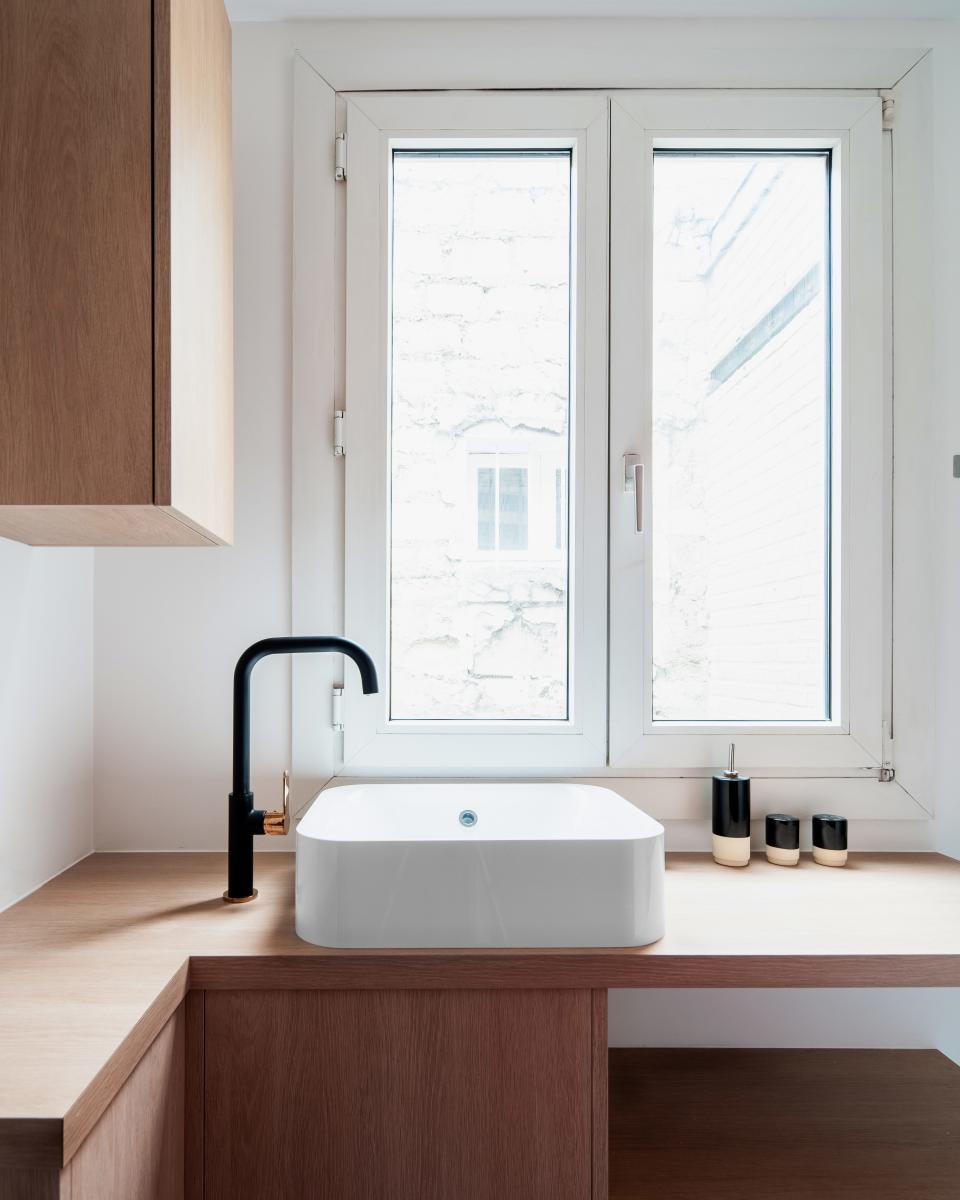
[765,814,800,867]
[813,814,848,867]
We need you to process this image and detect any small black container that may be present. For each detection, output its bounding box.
[812,813,848,867]
[712,743,751,867]
[765,813,800,866]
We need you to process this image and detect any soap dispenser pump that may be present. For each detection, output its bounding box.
[712,742,751,868]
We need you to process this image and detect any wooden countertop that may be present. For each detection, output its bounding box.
[1,850,958,1168]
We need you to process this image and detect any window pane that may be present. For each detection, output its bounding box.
[477,467,496,551]
[651,151,831,722]
[390,149,572,721]
[555,468,564,551]
[498,467,528,551]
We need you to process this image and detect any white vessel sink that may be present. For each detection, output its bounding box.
[295,783,665,949]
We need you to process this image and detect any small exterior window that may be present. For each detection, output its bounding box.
[475,464,529,553]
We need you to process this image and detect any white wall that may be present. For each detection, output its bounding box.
[0,540,93,911]
[88,19,960,1055]
[609,989,960,1049]
[93,28,293,851]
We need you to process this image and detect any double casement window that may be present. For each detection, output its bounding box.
[339,91,886,779]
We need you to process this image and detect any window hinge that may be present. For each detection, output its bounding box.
[333,409,345,456]
[332,685,344,732]
[881,92,894,131]
[335,132,346,181]
[879,720,895,782]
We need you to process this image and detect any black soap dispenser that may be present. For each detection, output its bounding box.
[712,743,751,868]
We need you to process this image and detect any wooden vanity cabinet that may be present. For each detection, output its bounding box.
[4,987,959,1199]
[0,0,233,547]
[201,988,609,1200]
[0,988,606,1200]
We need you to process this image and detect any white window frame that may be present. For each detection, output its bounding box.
[609,92,885,774]
[290,35,936,824]
[340,92,609,775]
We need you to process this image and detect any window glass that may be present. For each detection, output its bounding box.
[651,150,832,722]
[477,467,496,551]
[389,149,572,721]
[497,467,529,551]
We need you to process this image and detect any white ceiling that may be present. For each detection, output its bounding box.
[226,0,959,20]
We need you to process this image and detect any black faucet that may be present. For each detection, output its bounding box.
[224,636,379,903]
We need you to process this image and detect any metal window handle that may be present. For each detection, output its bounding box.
[623,454,644,533]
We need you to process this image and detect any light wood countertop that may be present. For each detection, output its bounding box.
[1,850,958,1168]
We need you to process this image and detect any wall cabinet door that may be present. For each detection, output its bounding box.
[204,989,607,1200]
[0,0,232,547]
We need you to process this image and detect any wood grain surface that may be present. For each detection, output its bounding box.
[154,0,234,543]
[592,990,609,1200]
[1,851,958,1169]
[0,0,233,546]
[70,1008,184,1200]
[0,1167,70,1200]
[204,989,594,1200]
[183,993,204,1200]
[609,1048,960,1199]
[0,506,217,546]
[0,0,153,506]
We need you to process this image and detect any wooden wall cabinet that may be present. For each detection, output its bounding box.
[0,0,233,546]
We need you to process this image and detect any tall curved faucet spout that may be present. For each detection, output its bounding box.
[225,637,379,902]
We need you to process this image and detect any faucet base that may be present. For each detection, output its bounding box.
[222,888,258,904]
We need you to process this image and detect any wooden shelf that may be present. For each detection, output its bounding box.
[609,1048,960,1199]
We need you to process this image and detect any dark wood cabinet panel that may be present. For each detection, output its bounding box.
[610,1048,960,1200]
[204,988,605,1200]
[0,1168,70,1200]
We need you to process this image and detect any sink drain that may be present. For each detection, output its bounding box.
[458,809,478,828]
